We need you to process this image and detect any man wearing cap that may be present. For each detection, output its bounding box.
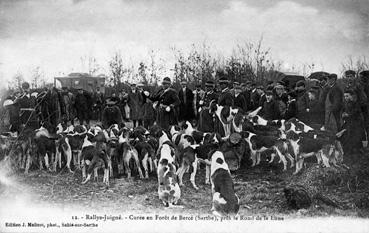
[233,82,247,112]
[178,80,195,123]
[128,83,145,127]
[322,74,343,133]
[148,77,180,130]
[217,77,234,107]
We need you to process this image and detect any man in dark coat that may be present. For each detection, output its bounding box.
[305,88,324,129]
[250,84,261,110]
[92,87,104,122]
[233,82,247,112]
[274,84,288,118]
[178,80,195,123]
[341,89,365,154]
[15,82,39,130]
[200,81,219,108]
[217,77,234,107]
[46,87,65,132]
[323,74,343,133]
[295,80,309,123]
[102,99,123,128]
[198,80,218,133]
[285,91,297,120]
[74,87,91,126]
[241,81,252,110]
[357,70,369,141]
[148,77,180,130]
[260,91,280,120]
[128,83,145,127]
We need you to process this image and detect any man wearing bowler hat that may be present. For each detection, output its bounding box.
[147,77,180,130]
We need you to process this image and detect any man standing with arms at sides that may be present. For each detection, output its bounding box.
[322,74,343,133]
[128,83,145,127]
[178,80,195,124]
[147,77,180,130]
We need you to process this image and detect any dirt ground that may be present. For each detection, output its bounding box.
[1,156,368,218]
[0,120,368,218]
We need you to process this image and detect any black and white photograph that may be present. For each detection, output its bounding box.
[0,0,369,232]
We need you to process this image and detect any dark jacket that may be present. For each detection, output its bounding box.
[218,88,234,107]
[150,87,180,130]
[285,99,297,120]
[296,90,309,122]
[325,84,344,126]
[178,87,195,121]
[261,100,280,120]
[305,98,324,127]
[128,91,145,120]
[202,90,219,108]
[234,94,247,112]
[241,90,252,110]
[250,90,260,110]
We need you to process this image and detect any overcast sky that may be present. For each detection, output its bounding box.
[0,0,368,86]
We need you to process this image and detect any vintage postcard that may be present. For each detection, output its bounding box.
[0,0,369,232]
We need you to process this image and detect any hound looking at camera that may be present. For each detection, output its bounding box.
[157,144,181,208]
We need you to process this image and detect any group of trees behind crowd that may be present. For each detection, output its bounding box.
[4,39,369,93]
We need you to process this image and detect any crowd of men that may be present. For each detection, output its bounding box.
[2,69,369,155]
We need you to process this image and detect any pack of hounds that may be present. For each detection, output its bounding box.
[0,103,347,217]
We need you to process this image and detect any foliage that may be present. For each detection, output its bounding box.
[171,38,281,87]
[80,55,100,76]
[341,56,369,76]
[7,71,24,91]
